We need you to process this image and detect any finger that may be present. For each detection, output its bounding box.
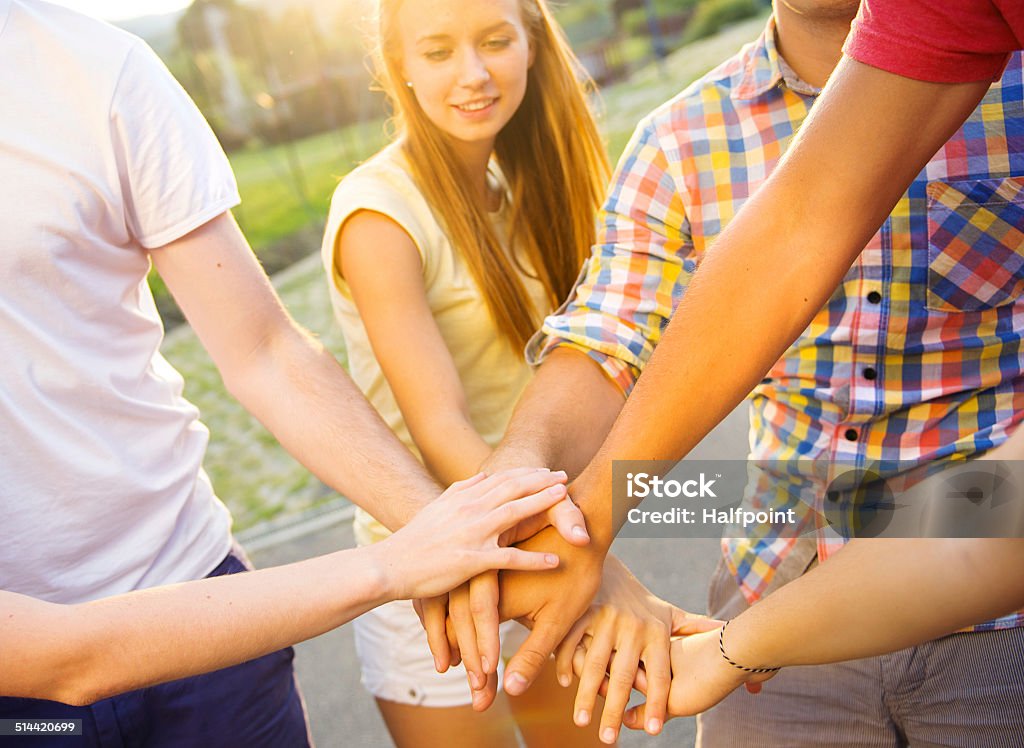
[471,670,499,712]
[555,615,592,688]
[622,703,645,731]
[486,484,568,538]
[504,619,564,697]
[670,608,723,636]
[598,641,642,744]
[484,547,560,573]
[472,467,558,501]
[418,596,451,673]
[445,615,462,668]
[449,588,484,691]
[469,572,501,676]
[547,495,591,546]
[447,471,488,492]
[479,469,567,512]
[574,626,615,729]
[639,641,670,736]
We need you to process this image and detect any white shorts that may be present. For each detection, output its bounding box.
[353,598,521,708]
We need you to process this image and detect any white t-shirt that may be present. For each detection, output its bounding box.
[0,0,239,603]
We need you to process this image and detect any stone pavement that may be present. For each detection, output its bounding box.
[250,406,750,747]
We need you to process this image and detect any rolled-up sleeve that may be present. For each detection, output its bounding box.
[526,118,695,396]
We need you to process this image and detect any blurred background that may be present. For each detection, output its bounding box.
[55,0,770,535]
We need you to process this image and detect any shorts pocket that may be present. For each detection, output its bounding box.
[925,176,1024,312]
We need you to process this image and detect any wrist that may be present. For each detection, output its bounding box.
[720,616,779,673]
[362,537,405,602]
[571,467,614,552]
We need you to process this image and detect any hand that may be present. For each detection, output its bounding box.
[492,527,606,704]
[416,453,593,701]
[381,469,568,600]
[480,447,592,548]
[554,556,720,743]
[443,489,593,705]
[622,627,778,727]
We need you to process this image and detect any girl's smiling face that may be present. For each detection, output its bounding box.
[397,0,532,162]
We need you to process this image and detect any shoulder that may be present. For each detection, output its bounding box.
[641,37,759,145]
[327,144,441,239]
[323,144,443,275]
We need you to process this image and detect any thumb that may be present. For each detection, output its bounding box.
[503,619,564,696]
[547,498,590,546]
[670,608,723,636]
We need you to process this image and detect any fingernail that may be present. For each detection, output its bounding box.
[601,727,616,744]
[469,670,481,690]
[433,656,441,672]
[505,671,528,695]
[575,709,589,726]
[548,484,566,495]
[545,553,558,566]
[571,525,589,540]
[481,656,491,674]
[647,718,662,734]
[554,470,567,479]
[557,673,570,687]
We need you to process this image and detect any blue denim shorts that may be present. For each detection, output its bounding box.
[0,543,312,747]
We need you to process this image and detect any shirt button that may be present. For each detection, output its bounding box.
[863,367,878,380]
[867,291,882,304]
[845,428,858,441]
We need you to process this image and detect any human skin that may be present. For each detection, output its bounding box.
[0,444,569,705]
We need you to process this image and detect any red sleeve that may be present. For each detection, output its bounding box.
[843,0,1020,83]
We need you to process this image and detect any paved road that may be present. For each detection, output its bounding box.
[251,406,750,747]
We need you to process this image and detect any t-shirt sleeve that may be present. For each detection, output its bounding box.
[844,0,1018,83]
[109,41,240,249]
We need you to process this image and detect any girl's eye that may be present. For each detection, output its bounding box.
[425,49,451,61]
[484,37,512,50]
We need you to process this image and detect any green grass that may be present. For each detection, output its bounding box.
[230,123,388,252]
[160,12,769,532]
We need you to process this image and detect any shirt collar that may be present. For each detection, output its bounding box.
[731,16,822,101]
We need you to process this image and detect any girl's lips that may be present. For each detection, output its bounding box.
[452,97,499,120]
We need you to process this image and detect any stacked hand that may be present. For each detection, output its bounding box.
[415,477,595,704]
[554,555,719,743]
[622,626,778,729]
[382,468,572,600]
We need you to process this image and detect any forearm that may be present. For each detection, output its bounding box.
[227,325,439,531]
[411,413,492,486]
[1,547,391,706]
[726,538,1024,669]
[489,348,624,477]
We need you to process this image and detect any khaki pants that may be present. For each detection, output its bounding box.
[697,553,1024,748]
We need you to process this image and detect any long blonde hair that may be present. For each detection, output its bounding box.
[373,0,610,352]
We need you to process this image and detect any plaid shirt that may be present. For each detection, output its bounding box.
[529,20,1024,630]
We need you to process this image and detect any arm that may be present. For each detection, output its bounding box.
[492,118,704,696]
[150,212,441,531]
[573,60,991,544]
[485,348,623,477]
[622,537,1024,724]
[336,209,491,484]
[0,468,568,706]
[489,116,694,481]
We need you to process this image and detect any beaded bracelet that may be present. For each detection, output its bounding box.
[718,620,781,674]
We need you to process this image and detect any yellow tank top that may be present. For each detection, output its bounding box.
[321,143,550,545]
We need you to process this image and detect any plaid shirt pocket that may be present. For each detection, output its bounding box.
[925,176,1024,312]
